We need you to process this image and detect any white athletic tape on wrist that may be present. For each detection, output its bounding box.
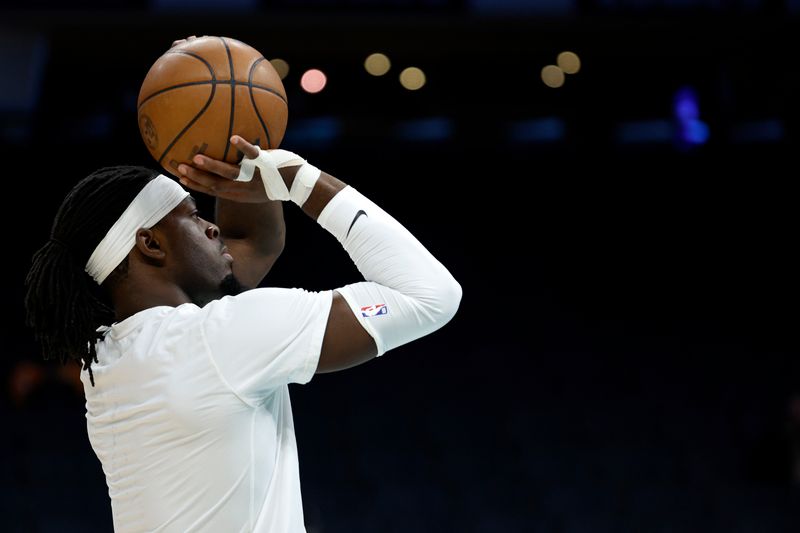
[236,147,319,206]
[289,162,321,207]
[85,175,188,285]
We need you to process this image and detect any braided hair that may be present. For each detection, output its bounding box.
[25,166,159,385]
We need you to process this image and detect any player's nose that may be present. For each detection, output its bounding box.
[206,224,220,239]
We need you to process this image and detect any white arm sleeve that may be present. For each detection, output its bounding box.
[317,186,462,356]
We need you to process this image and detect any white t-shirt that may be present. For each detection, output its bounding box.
[80,288,333,533]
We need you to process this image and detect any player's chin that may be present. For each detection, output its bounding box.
[219,273,246,297]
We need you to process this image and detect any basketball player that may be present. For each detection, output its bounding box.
[25,136,461,532]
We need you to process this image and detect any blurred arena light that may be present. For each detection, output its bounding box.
[678,119,710,146]
[399,67,426,90]
[365,53,391,76]
[282,116,341,148]
[673,86,709,147]
[674,86,700,121]
[394,117,452,142]
[270,58,290,80]
[541,65,565,88]
[616,120,673,144]
[557,51,581,74]
[508,117,566,143]
[730,119,784,143]
[300,69,328,93]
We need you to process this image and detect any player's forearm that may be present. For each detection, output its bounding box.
[215,197,285,257]
[298,172,347,221]
[215,158,303,256]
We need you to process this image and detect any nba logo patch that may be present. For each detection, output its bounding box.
[361,304,388,318]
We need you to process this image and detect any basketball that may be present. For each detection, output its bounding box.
[137,36,288,177]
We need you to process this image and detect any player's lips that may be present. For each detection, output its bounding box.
[221,246,234,262]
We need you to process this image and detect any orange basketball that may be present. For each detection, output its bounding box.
[137,36,288,177]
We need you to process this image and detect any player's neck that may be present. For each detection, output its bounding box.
[111,278,192,323]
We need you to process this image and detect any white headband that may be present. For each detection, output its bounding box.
[85,174,189,284]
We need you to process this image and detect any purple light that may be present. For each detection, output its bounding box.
[674,87,700,121]
[673,86,708,147]
[681,119,710,144]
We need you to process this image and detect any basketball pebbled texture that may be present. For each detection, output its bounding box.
[137,36,288,177]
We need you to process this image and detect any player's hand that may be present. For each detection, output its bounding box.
[177,136,269,203]
[171,36,200,48]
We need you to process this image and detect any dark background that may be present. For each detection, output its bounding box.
[2,1,799,531]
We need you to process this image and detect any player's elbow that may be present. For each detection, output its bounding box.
[428,274,462,327]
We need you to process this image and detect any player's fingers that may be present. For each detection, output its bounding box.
[179,175,254,203]
[178,164,234,191]
[230,136,260,159]
[171,35,196,48]
[178,175,217,197]
[190,155,240,181]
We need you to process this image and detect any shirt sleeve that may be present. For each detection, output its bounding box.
[200,287,333,404]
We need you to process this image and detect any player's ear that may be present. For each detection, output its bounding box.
[134,228,166,263]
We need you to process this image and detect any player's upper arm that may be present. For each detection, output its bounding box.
[224,238,282,289]
[316,291,378,373]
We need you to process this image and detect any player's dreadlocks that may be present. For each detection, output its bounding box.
[25,166,158,385]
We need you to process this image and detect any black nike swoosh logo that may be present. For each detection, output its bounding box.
[347,210,368,238]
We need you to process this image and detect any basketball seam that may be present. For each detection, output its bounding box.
[139,50,216,106]
[249,84,287,102]
[156,52,217,166]
[249,57,272,149]
[139,81,286,109]
[137,81,214,111]
[220,37,235,162]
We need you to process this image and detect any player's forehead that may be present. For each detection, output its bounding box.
[156,195,196,227]
[173,195,197,212]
